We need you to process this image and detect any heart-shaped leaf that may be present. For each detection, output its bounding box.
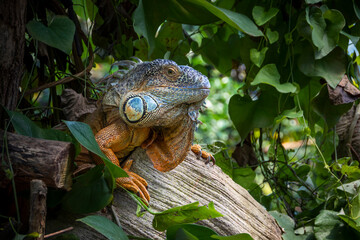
[306,7,345,59]
[252,6,279,26]
[26,16,75,54]
[250,47,268,67]
[251,64,297,93]
[266,28,279,44]
[229,92,279,141]
[298,46,346,88]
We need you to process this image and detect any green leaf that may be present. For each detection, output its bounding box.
[229,92,279,141]
[153,202,223,231]
[6,109,80,155]
[351,193,360,219]
[62,165,113,213]
[314,210,353,240]
[340,31,360,47]
[252,6,279,26]
[305,0,322,3]
[26,16,75,54]
[133,0,262,55]
[166,224,218,240]
[73,0,98,20]
[269,211,304,240]
[78,215,129,240]
[232,168,262,200]
[306,7,345,59]
[187,0,263,37]
[133,0,164,55]
[338,214,360,233]
[211,233,254,240]
[266,28,279,44]
[337,180,360,196]
[251,64,297,93]
[311,85,352,129]
[250,47,268,67]
[298,46,346,88]
[274,108,303,124]
[63,121,128,178]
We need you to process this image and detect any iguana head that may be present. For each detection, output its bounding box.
[103,59,210,128]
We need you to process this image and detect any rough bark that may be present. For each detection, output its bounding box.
[29,179,47,240]
[46,148,283,240]
[0,130,74,190]
[336,104,360,160]
[0,0,27,126]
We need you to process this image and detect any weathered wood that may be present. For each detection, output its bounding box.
[0,130,74,190]
[0,0,27,125]
[46,148,283,240]
[29,179,47,240]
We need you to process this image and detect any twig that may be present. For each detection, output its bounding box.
[110,205,121,227]
[44,226,74,238]
[24,28,94,96]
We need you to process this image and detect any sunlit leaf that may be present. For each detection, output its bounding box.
[270,211,304,240]
[251,64,297,93]
[337,180,360,196]
[188,0,263,37]
[26,16,75,54]
[250,47,268,67]
[153,202,223,231]
[78,215,129,240]
[274,108,303,124]
[266,28,279,44]
[314,210,353,239]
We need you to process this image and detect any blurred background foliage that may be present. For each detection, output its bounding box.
[8,0,360,238]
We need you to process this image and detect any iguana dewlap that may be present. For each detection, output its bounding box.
[87,59,212,204]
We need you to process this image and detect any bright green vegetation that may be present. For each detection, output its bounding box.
[4,0,360,239]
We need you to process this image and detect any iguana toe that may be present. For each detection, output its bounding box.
[191,144,215,165]
[117,159,150,205]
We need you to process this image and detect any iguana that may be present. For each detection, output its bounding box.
[67,59,213,204]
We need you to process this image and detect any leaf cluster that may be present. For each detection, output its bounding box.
[4,0,360,239]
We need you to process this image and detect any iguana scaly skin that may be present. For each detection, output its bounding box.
[85,59,212,203]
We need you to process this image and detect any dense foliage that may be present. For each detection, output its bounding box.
[4,0,360,239]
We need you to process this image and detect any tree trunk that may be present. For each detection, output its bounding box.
[0,0,27,126]
[46,148,283,240]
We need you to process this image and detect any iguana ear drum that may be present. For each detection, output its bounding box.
[123,95,158,123]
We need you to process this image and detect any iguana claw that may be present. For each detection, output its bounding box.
[116,159,150,205]
[191,144,216,165]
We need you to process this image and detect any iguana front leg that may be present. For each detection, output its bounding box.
[94,120,151,203]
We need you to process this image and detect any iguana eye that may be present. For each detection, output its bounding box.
[165,66,179,77]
